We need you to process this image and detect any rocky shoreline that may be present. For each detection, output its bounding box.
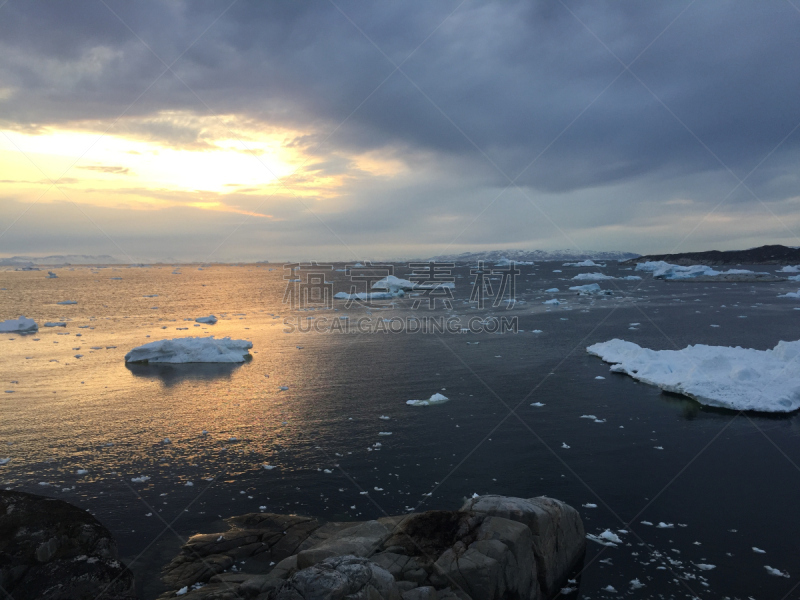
[157,494,585,600]
[0,491,586,600]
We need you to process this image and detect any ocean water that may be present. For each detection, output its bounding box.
[1,262,799,599]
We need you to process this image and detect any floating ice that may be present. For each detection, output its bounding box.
[764,565,790,577]
[76,469,88,475]
[0,316,38,332]
[582,503,597,508]
[568,283,602,294]
[131,476,150,483]
[0,458,10,465]
[543,299,560,305]
[586,529,622,547]
[779,265,800,273]
[571,272,614,281]
[545,288,559,293]
[57,300,77,305]
[407,393,449,407]
[495,257,533,266]
[695,563,716,570]
[47,271,58,278]
[263,464,276,470]
[635,261,766,280]
[563,259,605,267]
[44,322,66,327]
[195,315,218,324]
[531,402,545,407]
[753,547,766,554]
[125,336,253,363]
[656,522,674,529]
[629,579,645,589]
[334,291,401,300]
[778,289,800,299]
[587,338,800,412]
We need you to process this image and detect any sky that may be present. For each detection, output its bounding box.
[2,1,800,262]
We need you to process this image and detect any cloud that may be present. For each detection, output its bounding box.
[2,0,800,258]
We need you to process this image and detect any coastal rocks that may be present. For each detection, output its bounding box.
[159,496,585,600]
[0,489,136,600]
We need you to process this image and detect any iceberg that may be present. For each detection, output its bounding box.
[563,259,605,267]
[407,393,449,406]
[779,265,800,273]
[195,315,218,324]
[778,289,800,299]
[371,275,415,291]
[587,339,800,412]
[569,283,602,294]
[571,272,615,281]
[635,261,768,281]
[125,336,253,364]
[0,316,38,333]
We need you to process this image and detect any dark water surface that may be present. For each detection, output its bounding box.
[1,262,799,598]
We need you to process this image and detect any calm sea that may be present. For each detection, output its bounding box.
[1,262,798,598]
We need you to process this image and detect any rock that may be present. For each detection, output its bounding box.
[460,495,585,597]
[295,521,393,570]
[402,586,437,600]
[163,515,321,589]
[267,555,401,600]
[0,489,136,600]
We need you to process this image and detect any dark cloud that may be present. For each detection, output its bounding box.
[2,0,800,257]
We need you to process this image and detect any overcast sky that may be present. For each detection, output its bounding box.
[2,1,800,262]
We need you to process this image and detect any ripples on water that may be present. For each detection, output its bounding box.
[1,263,799,598]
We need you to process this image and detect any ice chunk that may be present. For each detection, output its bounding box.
[0,458,10,466]
[57,300,77,305]
[0,316,38,332]
[569,283,602,294]
[778,289,800,299]
[587,338,800,412]
[571,272,614,281]
[543,299,560,305]
[407,393,449,407]
[587,529,622,546]
[47,271,58,278]
[44,322,66,327]
[195,315,218,324]
[124,336,253,363]
[131,476,150,483]
[563,259,605,267]
[545,288,560,293]
[764,565,790,577]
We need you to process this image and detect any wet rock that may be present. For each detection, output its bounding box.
[295,521,393,570]
[266,555,401,600]
[0,489,136,600]
[460,495,585,597]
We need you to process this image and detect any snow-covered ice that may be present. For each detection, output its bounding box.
[568,283,602,294]
[407,393,449,407]
[587,338,800,412]
[0,316,38,333]
[571,272,615,281]
[125,336,253,363]
[587,529,623,546]
[635,260,766,280]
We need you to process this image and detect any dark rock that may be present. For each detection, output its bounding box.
[0,489,136,600]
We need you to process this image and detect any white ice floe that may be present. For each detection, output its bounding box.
[586,529,623,547]
[531,402,545,407]
[407,393,449,407]
[764,565,790,577]
[753,547,766,553]
[587,338,800,412]
[569,283,602,294]
[778,289,800,299]
[0,458,10,465]
[0,316,38,332]
[263,464,276,470]
[601,586,617,593]
[563,259,605,267]
[543,299,560,305]
[571,272,615,281]
[545,288,560,293]
[695,563,716,570]
[635,261,766,280]
[372,275,415,290]
[582,503,597,508]
[124,336,253,363]
[131,476,150,483]
[656,522,674,528]
[779,265,800,272]
[195,315,218,324]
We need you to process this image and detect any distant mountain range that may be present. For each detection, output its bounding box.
[427,249,640,263]
[622,245,800,266]
[0,254,123,266]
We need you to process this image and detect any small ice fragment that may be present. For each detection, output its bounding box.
[753,547,766,554]
[131,476,150,483]
[695,563,715,570]
[0,458,10,465]
[580,415,597,420]
[640,521,653,526]
[407,393,448,407]
[195,315,218,324]
[263,464,276,470]
[76,469,88,475]
[582,503,597,508]
[378,432,392,436]
[530,402,545,407]
[764,565,790,577]
[595,376,605,380]
[185,481,194,486]
[601,585,617,592]
[656,522,674,528]
[629,579,645,589]
[379,415,390,420]
[561,442,570,449]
